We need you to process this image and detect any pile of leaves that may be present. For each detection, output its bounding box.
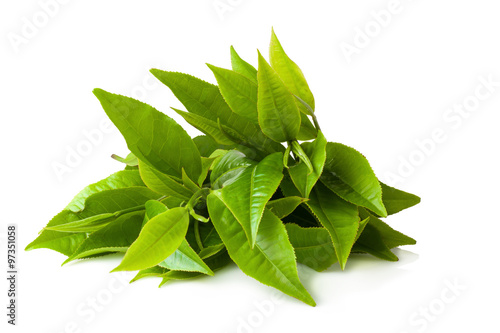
[27,30,420,306]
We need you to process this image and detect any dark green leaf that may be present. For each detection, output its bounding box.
[380,183,421,216]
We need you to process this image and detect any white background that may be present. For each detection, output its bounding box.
[1,0,499,332]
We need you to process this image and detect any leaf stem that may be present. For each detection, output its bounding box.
[194,220,204,250]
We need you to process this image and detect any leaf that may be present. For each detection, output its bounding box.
[321,142,387,217]
[352,223,399,261]
[359,208,416,248]
[181,168,200,193]
[63,212,144,264]
[172,108,235,145]
[285,224,337,272]
[65,170,145,212]
[207,194,315,306]
[269,29,315,112]
[141,202,212,275]
[150,70,283,154]
[210,150,257,185]
[111,152,138,166]
[25,210,87,256]
[289,131,327,198]
[207,64,258,123]
[193,135,224,158]
[198,243,225,259]
[159,250,232,286]
[285,216,370,272]
[112,207,190,271]
[268,30,317,141]
[230,46,258,84]
[130,266,169,283]
[93,88,202,181]
[283,179,359,270]
[198,157,215,186]
[257,51,301,142]
[45,213,116,233]
[158,240,214,276]
[138,160,193,200]
[35,187,160,233]
[212,152,284,248]
[267,197,306,219]
[380,183,421,216]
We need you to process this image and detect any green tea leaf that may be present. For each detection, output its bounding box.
[65,170,144,212]
[63,212,144,264]
[269,30,317,140]
[172,108,235,145]
[93,89,202,181]
[198,243,225,259]
[352,223,399,261]
[160,250,232,286]
[359,208,416,248]
[40,187,161,233]
[138,160,193,201]
[269,29,315,112]
[159,240,214,276]
[208,194,315,306]
[207,64,258,123]
[193,135,221,157]
[257,52,301,142]
[230,46,258,84]
[212,152,284,247]
[210,150,257,185]
[150,70,283,154]
[380,183,421,216]
[130,266,169,283]
[307,183,360,270]
[111,152,138,167]
[25,210,87,256]
[289,131,327,198]
[112,207,189,271]
[321,142,387,217]
[267,196,306,219]
[285,224,337,272]
[142,202,212,274]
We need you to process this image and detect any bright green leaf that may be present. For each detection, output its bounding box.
[207,64,258,123]
[208,194,315,306]
[289,131,327,198]
[138,160,193,200]
[63,212,144,264]
[269,29,315,111]
[257,51,301,142]
[267,196,306,219]
[112,207,189,271]
[212,152,284,248]
[93,88,202,181]
[230,46,258,84]
[321,142,387,217]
